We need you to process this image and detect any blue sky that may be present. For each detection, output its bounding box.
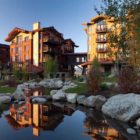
[0,0,102,52]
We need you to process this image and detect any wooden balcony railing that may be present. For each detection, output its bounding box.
[96,48,108,53]
[43,37,60,45]
[96,38,107,43]
[98,58,113,63]
[96,28,107,33]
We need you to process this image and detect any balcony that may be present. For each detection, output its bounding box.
[98,58,113,64]
[43,46,55,54]
[96,38,107,43]
[96,28,107,33]
[96,48,108,53]
[43,37,60,45]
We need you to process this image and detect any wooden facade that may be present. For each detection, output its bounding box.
[5,22,84,75]
[0,43,10,69]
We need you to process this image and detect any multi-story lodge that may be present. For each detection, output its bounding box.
[0,43,10,69]
[82,15,117,74]
[5,22,87,76]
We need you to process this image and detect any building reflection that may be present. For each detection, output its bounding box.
[5,87,74,136]
[83,110,127,140]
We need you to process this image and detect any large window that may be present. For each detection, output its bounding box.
[25,36,29,42]
[16,36,22,44]
[97,44,107,50]
[97,34,106,41]
[96,20,107,31]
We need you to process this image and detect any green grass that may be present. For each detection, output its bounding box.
[45,88,51,95]
[0,87,16,93]
[65,82,87,94]
[103,76,117,83]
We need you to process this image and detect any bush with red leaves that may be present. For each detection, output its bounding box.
[118,67,140,93]
[86,58,102,94]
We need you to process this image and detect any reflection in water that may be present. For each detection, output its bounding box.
[6,88,74,137]
[1,88,137,140]
[83,110,127,140]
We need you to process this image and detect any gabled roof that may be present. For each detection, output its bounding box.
[91,15,110,22]
[41,26,64,40]
[5,27,29,42]
[83,15,114,26]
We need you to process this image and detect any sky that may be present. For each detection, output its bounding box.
[0,0,102,52]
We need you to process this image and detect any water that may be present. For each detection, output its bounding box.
[0,88,138,140]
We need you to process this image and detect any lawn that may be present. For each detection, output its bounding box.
[65,82,87,94]
[0,87,16,93]
[102,76,117,83]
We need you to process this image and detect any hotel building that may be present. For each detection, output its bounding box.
[82,15,117,73]
[5,22,86,76]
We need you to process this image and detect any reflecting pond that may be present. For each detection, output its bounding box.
[0,88,139,140]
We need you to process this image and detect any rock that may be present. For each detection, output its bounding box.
[83,95,106,109]
[32,97,47,104]
[77,95,86,105]
[64,81,71,86]
[102,93,140,122]
[136,118,140,127]
[127,128,136,135]
[28,82,39,88]
[39,79,63,89]
[52,90,66,101]
[54,79,63,89]
[83,96,97,107]
[62,82,77,90]
[12,92,25,101]
[45,95,52,101]
[18,101,26,105]
[12,84,27,101]
[6,93,12,96]
[50,90,58,96]
[0,96,11,104]
[93,95,107,109]
[66,93,77,104]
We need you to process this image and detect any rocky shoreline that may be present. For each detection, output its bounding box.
[0,78,140,136]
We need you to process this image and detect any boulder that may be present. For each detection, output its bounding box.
[52,90,66,101]
[32,97,47,104]
[136,118,140,127]
[83,96,97,107]
[62,82,77,90]
[39,79,63,89]
[0,96,11,104]
[64,81,71,86]
[102,93,140,122]
[127,128,136,135]
[54,79,63,89]
[28,82,39,88]
[83,95,106,109]
[50,90,58,96]
[77,95,86,105]
[93,95,107,109]
[66,93,77,104]
[12,83,30,101]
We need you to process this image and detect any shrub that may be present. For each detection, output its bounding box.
[100,83,109,91]
[86,58,102,94]
[44,58,58,77]
[118,67,140,93]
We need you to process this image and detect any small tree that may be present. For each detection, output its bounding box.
[21,63,28,81]
[44,58,58,77]
[13,62,21,80]
[86,58,102,94]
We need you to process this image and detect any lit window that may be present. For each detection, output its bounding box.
[25,36,29,42]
